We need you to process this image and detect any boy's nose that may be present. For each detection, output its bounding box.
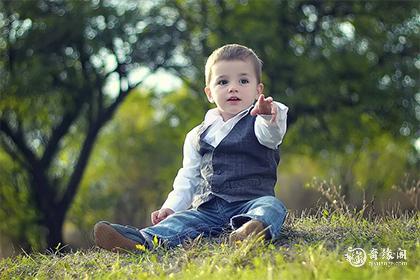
[228,85,238,93]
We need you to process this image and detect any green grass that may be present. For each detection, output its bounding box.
[1,207,418,280]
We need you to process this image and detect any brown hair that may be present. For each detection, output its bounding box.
[205,44,263,86]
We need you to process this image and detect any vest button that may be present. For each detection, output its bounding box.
[215,170,223,175]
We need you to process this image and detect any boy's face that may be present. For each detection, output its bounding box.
[204,59,263,121]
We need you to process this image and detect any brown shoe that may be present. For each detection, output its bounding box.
[94,222,138,252]
[229,219,268,244]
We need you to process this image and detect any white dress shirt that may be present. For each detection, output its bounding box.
[161,101,288,212]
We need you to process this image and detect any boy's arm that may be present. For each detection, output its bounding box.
[160,126,201,212]
[251,94,288,150]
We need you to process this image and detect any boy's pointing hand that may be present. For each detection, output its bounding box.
[250,94,277,123]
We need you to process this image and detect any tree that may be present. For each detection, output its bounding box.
[0,0,184,249]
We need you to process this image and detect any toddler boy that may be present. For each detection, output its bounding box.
[94,44,288,251]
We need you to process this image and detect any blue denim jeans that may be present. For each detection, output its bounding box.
[107,195,287,248]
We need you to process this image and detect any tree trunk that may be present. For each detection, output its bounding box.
[43,206,66,251]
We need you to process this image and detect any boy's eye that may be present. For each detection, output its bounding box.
[240,79,249,84]
[217,79,228,85]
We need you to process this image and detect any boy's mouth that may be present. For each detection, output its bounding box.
[227,96,241,101]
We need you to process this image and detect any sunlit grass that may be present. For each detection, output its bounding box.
[1,207,418,280]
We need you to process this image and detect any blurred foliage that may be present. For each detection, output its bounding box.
[283,114,415,189]
[0,151,44,251]
[0,0,184,250]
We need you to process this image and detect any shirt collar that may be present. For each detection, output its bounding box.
[203,104,254,127]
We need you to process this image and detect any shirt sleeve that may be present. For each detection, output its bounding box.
[254,101,288,150]
[161,126,201,212]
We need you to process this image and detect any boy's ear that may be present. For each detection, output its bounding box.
[204,86,214,103]
[256,83,264,99]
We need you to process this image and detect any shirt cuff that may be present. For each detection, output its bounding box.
[161,200,178,213]
[161,195,188,213]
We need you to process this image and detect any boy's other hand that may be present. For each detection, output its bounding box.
[151,208,175,225]
[250,94,277,123]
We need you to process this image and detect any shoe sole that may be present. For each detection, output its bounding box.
[94,222,138,252]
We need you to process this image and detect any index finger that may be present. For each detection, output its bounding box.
[257,94,264,104]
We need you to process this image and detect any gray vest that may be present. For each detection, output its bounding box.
[192,113,280,208]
